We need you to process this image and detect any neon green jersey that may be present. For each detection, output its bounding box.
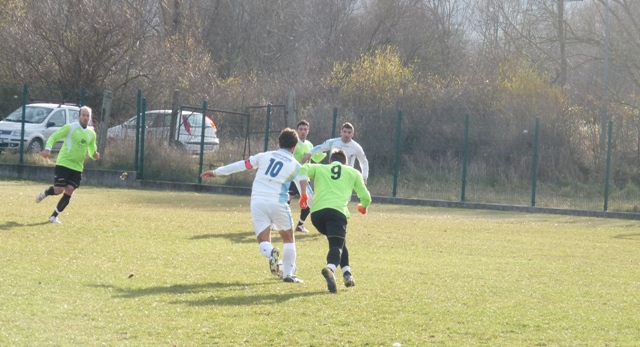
[45,122,98,172]
[300,162,371,218]
[294,140,326,163]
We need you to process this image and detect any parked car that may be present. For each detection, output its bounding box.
[107,110,219,154]
[0,103,86,153]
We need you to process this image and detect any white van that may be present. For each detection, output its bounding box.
[107,110,219,154]
[0,103,85,153]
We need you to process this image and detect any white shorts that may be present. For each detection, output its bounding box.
[250,199,294,235]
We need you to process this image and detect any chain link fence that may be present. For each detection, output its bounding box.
[3,83,640,215]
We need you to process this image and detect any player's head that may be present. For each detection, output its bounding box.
[296,120,310,141]
[79,106,92,128]
[278,128,299,151]
[329,149,347,165]
[340,122,354,142]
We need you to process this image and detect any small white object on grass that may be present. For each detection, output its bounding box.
[392,343,401,347]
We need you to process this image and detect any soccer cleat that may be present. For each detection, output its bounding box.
[344,274,356,288]
[321,267,337,293]
[283,276,304,283]
[48,216,61,224]
[269,248,280,276]
[36,192,47,203]
[296,224,309,233]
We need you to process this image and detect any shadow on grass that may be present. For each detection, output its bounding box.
[175,291,324,306]
[190,230,323,244]
[88,282,323,306]
[0,220,51,230]
[613,233,640,240]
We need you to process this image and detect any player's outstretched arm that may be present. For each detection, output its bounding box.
[201,171,216,179]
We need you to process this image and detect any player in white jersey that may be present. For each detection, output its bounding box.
[301,122,369,184]
[200,128,304,283]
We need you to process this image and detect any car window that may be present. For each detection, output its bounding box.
[184,113,204,127]
[68,109,80,123]
[5,106,53,123]
[48,110,66,127]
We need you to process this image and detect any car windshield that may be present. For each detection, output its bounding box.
[4,106,54,123]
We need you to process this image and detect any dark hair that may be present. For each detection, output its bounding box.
[278,128,299,149]
[341,122,354,132]
[296,120,309,129]
[329,149,347,164]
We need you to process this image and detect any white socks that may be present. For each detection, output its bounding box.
[259,241,273,258]
[282,243,297,277]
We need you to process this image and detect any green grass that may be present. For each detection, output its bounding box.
[1,180,639,346]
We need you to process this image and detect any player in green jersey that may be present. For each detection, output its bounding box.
[298,149,371,293]
[288,120,326,232]
[35,106,100,224]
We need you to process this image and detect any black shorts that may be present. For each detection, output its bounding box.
[288,181,299,196]
[310,208,347,238]
[53,165,82,188]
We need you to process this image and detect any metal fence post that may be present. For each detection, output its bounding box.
[264,103,271,152]
[461,114,470,202]
[19,84,27,164]
[198,101,207,184]
[531,118,540,207]
[392,110,403,197]
[331,107,338,138]
[139,98,146,180]
[604,119,613,211]
[134,90,141,174]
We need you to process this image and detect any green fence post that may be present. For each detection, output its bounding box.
[139,98,146,180]
[80,87,86,106]
[134,90,141,174]
[461,114,470,202]
[604,120,613,212]
[19,84,28,164]
[331,107,338,138]
[392,110,403,197]
[264,103,271,152]
[198,101,207,184]
[531,118,540,207]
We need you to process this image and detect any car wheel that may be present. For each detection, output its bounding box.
[27,139,43,153]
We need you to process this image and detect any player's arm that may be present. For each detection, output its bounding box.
[303,139,334,163]
[42,124,70,158]
[201,157,256,179]
[355,146,369,183]
[45,124,69,150]
[353,171,371,214]
[298,164,313,208]
[88,131,99,160]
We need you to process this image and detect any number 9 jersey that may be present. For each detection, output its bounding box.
[213,149,300,204]
[299,161,371,219]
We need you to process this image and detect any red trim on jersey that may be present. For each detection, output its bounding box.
[244,159,253,169]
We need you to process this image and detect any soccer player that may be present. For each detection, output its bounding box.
[289,120,326,233]
[200,128,304,283]
[301,122,369,185]
[298,149,371,293]
[36,106,100,224]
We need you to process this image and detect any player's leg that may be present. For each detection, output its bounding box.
[295,182,313,232]
[313,208,346,293]
[252,200,279,276]
[340,242,355,287]
[48,167,80,223]
[289,179,309,232]
[273,203,303,282]
[36,165,65,203]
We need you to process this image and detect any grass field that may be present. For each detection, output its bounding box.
[1,180,639,346]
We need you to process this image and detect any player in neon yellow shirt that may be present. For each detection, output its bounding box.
[288,120,326,232]
[35,106,99,224]
[298,149,371,293]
